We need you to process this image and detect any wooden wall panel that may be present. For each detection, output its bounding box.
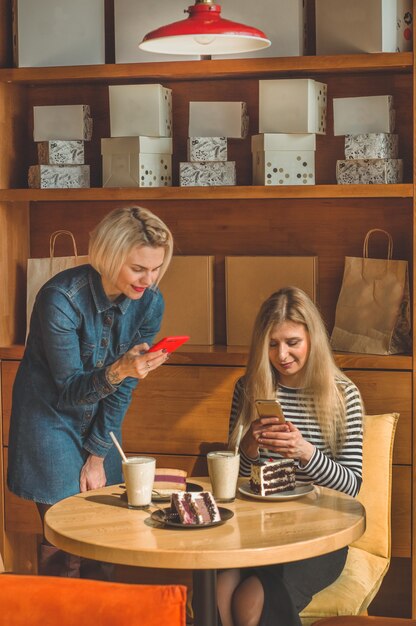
[29,198,413,345]
[345,370,412,465]
[123,364,243,455]
[369,557,412,618]
[1,360,18,445]
[391,466,411,558]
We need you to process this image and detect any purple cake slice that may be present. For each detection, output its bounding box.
[250,459,296,496]
[170,491,221,525]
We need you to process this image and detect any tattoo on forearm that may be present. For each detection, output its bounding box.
[106,367,122,386]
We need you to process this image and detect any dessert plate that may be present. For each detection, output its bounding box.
[151,482,204,502]
[150,506,234,529]
[238,481,314,501]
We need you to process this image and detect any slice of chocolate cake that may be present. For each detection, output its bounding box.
[250,459,296,496]
[170,491,221,525]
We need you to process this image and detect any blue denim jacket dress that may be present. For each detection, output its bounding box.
[7,264,164,505]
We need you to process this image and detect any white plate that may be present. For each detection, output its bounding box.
[238,481,314,501]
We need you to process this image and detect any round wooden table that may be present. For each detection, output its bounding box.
[45,478,365,626]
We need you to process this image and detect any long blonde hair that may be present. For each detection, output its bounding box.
[89,206,173,287]
[229,287,357,456]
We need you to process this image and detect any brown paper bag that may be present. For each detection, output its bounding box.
[330,229,411,355]
[26,230,89,337]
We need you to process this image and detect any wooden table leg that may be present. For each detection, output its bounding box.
[192,569,218,626]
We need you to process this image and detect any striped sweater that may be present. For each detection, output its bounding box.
[229,377,363,497]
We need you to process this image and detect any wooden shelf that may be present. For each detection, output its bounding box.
[0,53,412,85]
[0,184,412,202]
[0,344,411,370]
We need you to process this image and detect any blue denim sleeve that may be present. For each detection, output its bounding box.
[83,294,165,457]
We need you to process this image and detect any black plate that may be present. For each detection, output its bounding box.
[151,506,234,529]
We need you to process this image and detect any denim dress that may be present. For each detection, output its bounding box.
[7,264,164,504]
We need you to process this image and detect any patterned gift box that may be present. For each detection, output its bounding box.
[28,164,90,188]
[187,137,227,162]
[109,84,172,138]
[33,105,92,142]
[336,159,403,184]
[259,79,327,135]
[179,161,236,186]
[37,140,85,165]
[189,102,248,139]
[101,137,172,188]
[344,133,399,160]
[333,95,395,136]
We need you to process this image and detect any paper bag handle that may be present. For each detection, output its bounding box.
[49,230,79,260]
[363,229,393,260]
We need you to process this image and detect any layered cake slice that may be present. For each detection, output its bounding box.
[250,459,296,496]
[153,468,187,496]
[170,491,221,525]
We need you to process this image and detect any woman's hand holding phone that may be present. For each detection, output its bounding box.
[105,342,169,384]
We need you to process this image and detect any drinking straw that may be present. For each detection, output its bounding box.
[109,431,128,463]
[234,424,244,456]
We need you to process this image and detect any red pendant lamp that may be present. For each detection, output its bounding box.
[139,0,271,57]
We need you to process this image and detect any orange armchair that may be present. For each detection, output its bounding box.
[0,575,187,625]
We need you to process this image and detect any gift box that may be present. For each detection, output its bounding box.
[33,105,92,142]
[253,151,315,185]
[187,137,227,162]
[225,256,318,345]
[101,137,172,188]
[259,79,327,135]
[158,256,215,345]
[188,102,248,139]
[37,140,85,165]
[179,162,236,186]
[336,159,403,184]
[344,133,399,160]
[316,0,412,55]
[251,133,316,152]
[333,95,395,136]
[28,164,90,189]
[109,84,172,138]
[12,0,105,67]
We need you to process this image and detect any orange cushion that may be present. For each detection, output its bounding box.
[0,575,186,625]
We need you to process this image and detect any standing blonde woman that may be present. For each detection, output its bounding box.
[218,286,364,626]
[8,206,173,579]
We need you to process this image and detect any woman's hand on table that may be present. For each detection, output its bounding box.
[258,421,315,465]
[80,454,106,492]
[105,342,169,384]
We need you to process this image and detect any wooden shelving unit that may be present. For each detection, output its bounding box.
[0,0,414,615]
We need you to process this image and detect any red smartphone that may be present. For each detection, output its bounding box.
[148,335,190,353]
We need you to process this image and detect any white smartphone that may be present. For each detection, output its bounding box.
[255,399,286,423]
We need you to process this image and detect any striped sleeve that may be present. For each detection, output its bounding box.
[297,382,363,496]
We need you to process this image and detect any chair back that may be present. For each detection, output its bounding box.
[351,413,399,559]
[0,575,187,625]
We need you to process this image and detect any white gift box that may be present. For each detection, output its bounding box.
[28,164,90,189]
[336,159,403,184]
[37,141,85,165]
[109,85,172,138]
[253,151,315,185]
[187,137,228,162]
[344,133,399,160]
[189,102,248,139]
[333,96,395,136]
[259,79,327,135]
[115,0,307,63]
[316,0,412,55]
[251,133,316,152]
[179,162,236,186]
[13,0,105,67]
[101,137,172,188]
[33,105,93,142]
